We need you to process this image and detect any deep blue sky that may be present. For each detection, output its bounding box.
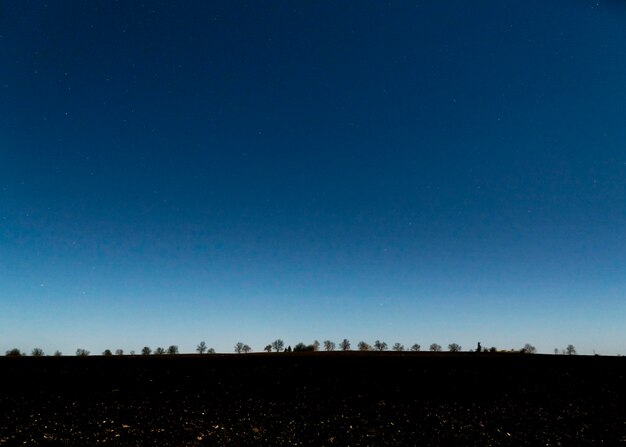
[1,1,625,355]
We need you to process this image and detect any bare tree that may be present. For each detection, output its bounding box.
[392,343,404,352]
[566,344,576,355]
[115,349,124,356]
[271,339,284,353]
[373,340,388,351]
[312,340,320,351]
[167,345,179,355]
[103,349,113,356]
[242,344,252,354]
[31,348,44,357]
[522,344,536,354]
[358,341,371,351]
[154,347,166,355]
[340,339,351,351]
[234,342,245,354]
[323,340,336,351]
[196,341,207,354]
[264,344,272,352]
[142,346,152,355]
[448,343,461,352]
[76,349,90,356]
[410,344,421,352]
[429,343,442,352]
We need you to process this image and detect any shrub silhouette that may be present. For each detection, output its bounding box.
[429,343,442,352]
[167,345,179,355]
[115,349,124,356]
[448,343,461,352]
[293,343,314,352]
[373,340,388,351]
[271,339,284,353]
[196,341,207,354]
[76,349,90,357]
[54,350,62,356]
[6,348,22,357]
[521,344,536,354]
[102,349,113,356]
[154,347,166,355]
[31,348,44,357]
[392,343,404,352]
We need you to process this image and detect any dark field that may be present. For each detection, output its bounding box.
[1,353,624,446]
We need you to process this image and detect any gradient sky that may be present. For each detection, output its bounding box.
[1,1,625,355]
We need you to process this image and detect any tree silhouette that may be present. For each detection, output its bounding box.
[522,344,536,354]
[207,348,215,354]
[358,341,370,351]
[242,344,252,354]
[429,343,442,352]
[392,343,404,352]
[6,348,22,357]
[410,344,421,352]
[115,349,124,356]
[103,349,113,356]
[76,349,90,356]
[373,340,388,351]
[554,348,559,355]
[566,344,577,355]
[142,346,152,355]
[167,345,179,355]
[196,341,207,354]
[234,342,245,354]
[340,339,351,351]
[448,343,461,352]
[31,348,44,357]
[312,340,320,351]
[264,344,272,352]
[323,340,335,351]
[154,347,166,355]
[54,350,62,356]
[271,339,284,353]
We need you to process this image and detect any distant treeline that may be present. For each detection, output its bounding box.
[4,341,580,357]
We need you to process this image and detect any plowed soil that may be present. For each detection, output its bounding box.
[1,352,624,446]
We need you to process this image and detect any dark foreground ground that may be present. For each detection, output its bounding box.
[0,352,624,446]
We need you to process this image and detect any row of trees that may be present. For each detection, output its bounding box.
[4,342,579,356]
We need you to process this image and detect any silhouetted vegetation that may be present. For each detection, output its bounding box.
[196,341,207,354]
[521,344,536,354]
[115,349,124,356]
[207,348,215,354]
[234,342,245,354]
[373,340,388,351]
[31,348,44,357]
[410,344,421,352]
[323,340,335,351]
[167,345,179,355]
[54,350,62,356]
[392,343,404,352]
[429,343,442,352]
[103,349,113,356]
[6,348,22,357]
[358,341,371,351]
[312,340,320,351]
[141,346,151,356]
[154,347,166,355]
[340,339,351,351]
[448,343,461,352]
[76,349,90,357]
[566,344,577,355]
[271,339,284,353]
[293,343,315,352]
[264,344,272,352]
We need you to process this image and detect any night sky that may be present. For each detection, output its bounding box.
[1,1,625,355]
